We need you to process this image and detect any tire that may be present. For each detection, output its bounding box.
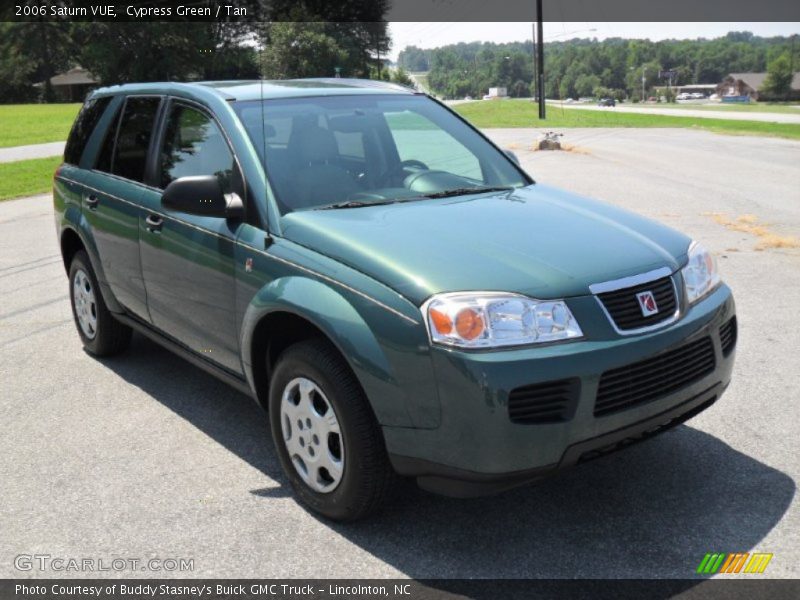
[68,250,132,357]
[268,339,394,521]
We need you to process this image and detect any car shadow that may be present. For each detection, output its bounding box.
[100,333,795,582]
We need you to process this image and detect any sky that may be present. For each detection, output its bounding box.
[388,22,800,60]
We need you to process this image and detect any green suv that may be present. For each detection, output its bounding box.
[54,79,736,520]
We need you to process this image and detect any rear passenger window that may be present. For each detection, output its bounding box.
[159,104,235,191]
[111,97,161,183]
[95,104,121,174]
[64,97,111,165]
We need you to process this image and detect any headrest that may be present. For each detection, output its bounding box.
[288,124,339,165]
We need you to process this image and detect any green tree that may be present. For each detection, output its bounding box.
[264,1,390,79]
[0,20,72,102]
[398,46,431,71]
[391,67,414,87]
[762,53,794,99]
[575,74,601,97]
[73,23,211,84]
[261,22,348,78]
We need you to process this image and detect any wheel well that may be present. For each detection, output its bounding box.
[251,312,339,406]
[60,228,85,272]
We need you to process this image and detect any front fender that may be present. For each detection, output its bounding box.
[240,275,437,428]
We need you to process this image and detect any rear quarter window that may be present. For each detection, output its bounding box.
[63,97,112,165]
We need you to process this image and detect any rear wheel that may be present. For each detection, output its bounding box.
[268,339,394,521]
[68,250,131,356]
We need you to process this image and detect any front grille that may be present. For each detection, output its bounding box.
[597,276,677,331]
[508,378,580,424]
[719,316,737,356]
[595,337,716,416]
[579,393,717,463]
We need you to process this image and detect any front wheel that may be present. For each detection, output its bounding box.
[68,250,132,356]
[268,339,394,521]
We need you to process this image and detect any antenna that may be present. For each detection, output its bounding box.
[260,72,271,246]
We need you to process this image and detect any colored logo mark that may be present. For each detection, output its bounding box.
[696,552,773,574]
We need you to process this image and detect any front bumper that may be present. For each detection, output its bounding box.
[384,284,736,496]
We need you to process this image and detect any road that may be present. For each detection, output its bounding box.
[552,101,800,124]
[0,141,65,163]
[1,128,799,579]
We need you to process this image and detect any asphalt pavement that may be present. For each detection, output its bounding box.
[1,128,798,579]
[0,141,65,163]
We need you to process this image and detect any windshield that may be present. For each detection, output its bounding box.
[233,94,529,213]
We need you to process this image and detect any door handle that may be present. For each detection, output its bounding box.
[145,214,163,232]
[85,194,99,209]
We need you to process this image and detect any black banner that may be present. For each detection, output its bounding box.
[2,580,800,600]
[2,0,800,22]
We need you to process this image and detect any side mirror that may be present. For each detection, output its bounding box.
[161,175,243,219]
[504,149,520,166]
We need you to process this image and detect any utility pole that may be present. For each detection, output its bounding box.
[531,22,537,103]
[536,0,545,118]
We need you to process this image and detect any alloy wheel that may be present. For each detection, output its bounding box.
[280,377,345,493]
[72,268,98,339]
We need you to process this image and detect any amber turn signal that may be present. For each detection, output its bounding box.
[455,308,484,340]
[429,308,453,334]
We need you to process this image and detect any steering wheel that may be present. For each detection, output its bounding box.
[378,159,429,187]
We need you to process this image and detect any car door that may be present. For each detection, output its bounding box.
[138,99,243,374]
[81,95,163,320]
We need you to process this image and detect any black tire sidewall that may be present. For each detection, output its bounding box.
[268,342,380,520]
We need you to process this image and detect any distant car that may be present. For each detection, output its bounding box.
[564,98,575,104]
[691,92,705,100]
[598,98,615,107]
[482,94,492,100]
[464,95,472,101]
[676,93,691,101]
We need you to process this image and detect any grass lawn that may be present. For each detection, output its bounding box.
[0,156,61,201]
[455,100,800,140]
[0,103,81,148]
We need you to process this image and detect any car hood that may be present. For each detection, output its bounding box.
[280,184,692,306]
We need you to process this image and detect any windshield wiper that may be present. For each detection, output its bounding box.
[318,186,514,210]
[421,186,514,199]
[318,199,397,210]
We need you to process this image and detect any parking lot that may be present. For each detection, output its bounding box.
[1,127,798,579]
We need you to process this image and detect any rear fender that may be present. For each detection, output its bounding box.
[61,210,124,314]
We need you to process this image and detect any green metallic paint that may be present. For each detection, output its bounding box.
[54,80,736,484]
[280,183,692,305]
[384,285,735,473]
[235,224,439,429]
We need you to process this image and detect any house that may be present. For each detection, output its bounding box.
[47,67,98,102]
[718,72,800,101]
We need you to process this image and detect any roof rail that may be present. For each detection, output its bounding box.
[298,78,416,93]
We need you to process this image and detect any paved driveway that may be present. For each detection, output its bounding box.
[1,128,798,579]
[0,141,65,163]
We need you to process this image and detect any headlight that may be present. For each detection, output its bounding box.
[681,241,721,304]
[422,292,583,349]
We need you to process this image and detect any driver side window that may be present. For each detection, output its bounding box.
[385,111,482,181]
[159,103,235,192]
